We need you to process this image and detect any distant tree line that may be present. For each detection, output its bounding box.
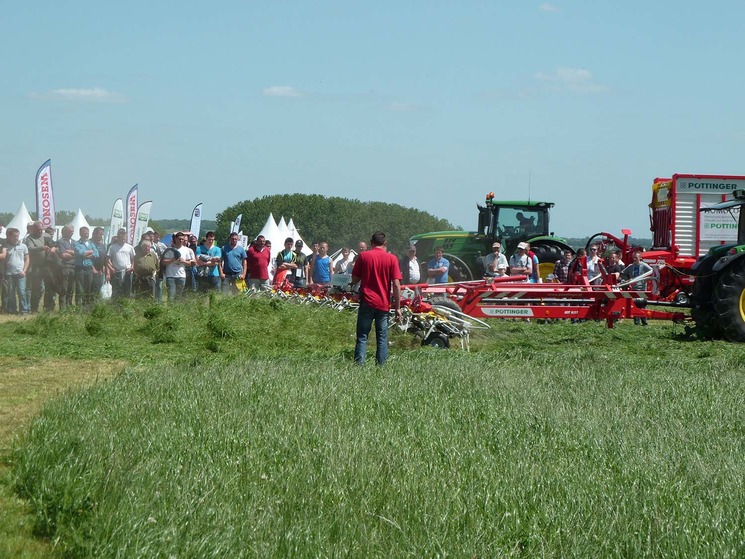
[216,194,457,254]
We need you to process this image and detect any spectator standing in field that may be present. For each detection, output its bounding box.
[291,240,307,288]
[246,235,271,291]
[264,240,275,283]
[310,242,333,286]
[24,221,57,312]
[552,249,574,283]
[195,231,222,292]
[274,237,298,287]
[90,227,107,302]
[151,231,167,302]
[525,242,541,283]
[399,245,421,284]
[608,250,624,282]
[508,242,532,279]
[484,242,508,278]
[427,247,449,284]
[621,251,653,326]
[186,234,199,292]
[334,247,354,274]
[586,245,603,285]
[73,226,98,307]
[351,231,402,366]
[304,242,319,284]
[107,228,136,300]
[162,232,196,302]
[221,232,247,294]
[56,225,77,310]
[358,241,368,254]
[1,227,30,315]
[132,240,159,298]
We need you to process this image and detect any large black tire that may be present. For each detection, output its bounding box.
[713,260,745,342]
[691,256,722,340]
[530,242,569,282]
[444,254,474,282]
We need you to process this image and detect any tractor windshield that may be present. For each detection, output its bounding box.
[494,207,547,240]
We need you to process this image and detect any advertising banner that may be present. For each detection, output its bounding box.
[133,201,153,246]
[35,160,56,229]
[190,203,203,239]
[125,184,138,245]
[108,198,124,245]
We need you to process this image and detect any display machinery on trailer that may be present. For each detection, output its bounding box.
[690,189,745,341]
[585,173,745,304]
[405,255,688,330]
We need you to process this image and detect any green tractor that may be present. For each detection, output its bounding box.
[691,189,745,341]
[409,193,573,282]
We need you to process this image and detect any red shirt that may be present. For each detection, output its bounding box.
[247,245,271,280]
[352,247,402,311]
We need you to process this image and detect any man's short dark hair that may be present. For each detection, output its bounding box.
[370,231,386,247]
[205,231,215,238]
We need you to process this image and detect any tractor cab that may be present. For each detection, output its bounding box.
[477,194,554,248]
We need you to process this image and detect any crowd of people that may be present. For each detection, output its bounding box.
[0,222,652,329]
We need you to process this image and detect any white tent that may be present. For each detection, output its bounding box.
[69,209,91,241]
[2,202,34,239]
[277,216,290,237]
[257,213,283,253]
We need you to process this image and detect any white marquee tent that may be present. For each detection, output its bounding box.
[1,202,34,239]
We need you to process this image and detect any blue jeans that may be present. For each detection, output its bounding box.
[355,302,390,365]
[166,277,186,302]
[3,273,29,314]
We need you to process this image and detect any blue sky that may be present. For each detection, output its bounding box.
[1,1,744,238]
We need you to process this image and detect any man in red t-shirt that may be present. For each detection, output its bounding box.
[351,231,402,365]
[246,235,271,291]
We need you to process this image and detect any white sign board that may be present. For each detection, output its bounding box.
[676,178,745,192]
[700,204,740,241]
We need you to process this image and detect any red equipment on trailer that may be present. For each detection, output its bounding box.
[406,255,688,329]
[585,173,745,304]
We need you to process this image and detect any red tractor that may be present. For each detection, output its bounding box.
[585,173,745,304]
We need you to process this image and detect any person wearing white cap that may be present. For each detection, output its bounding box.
[508,242,532,279]
[485,241,508,277]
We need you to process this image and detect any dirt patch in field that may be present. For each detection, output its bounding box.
[0,356,125,449]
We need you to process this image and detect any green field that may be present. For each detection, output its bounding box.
[1,297,743,558]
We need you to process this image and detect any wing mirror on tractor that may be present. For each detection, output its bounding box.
[733,189,745,200]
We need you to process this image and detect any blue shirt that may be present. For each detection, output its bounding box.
[74,239,99,268]
[221,244,247,274]
[428,256,450,284]
[313,255,332,284]
[197,244,222,277]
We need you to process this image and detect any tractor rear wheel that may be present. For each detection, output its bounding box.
[713,260,745,342]
[530,242,570,282]
[691,256,722,340]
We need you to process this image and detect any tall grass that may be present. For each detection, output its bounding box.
[8,301,744,559]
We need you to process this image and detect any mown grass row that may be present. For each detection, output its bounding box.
[3,297,744,557]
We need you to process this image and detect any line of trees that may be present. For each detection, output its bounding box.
[216,194,458,254]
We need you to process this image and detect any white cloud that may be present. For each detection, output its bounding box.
[539,3,560,12]
[263,86,302,98]
[387,101,417,112]
[32,87,125,102]
[534,67,609,93]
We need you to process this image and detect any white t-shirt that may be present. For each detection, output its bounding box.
[165,246,195,278]
[408,258,421,283]
[108,242,136,271]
